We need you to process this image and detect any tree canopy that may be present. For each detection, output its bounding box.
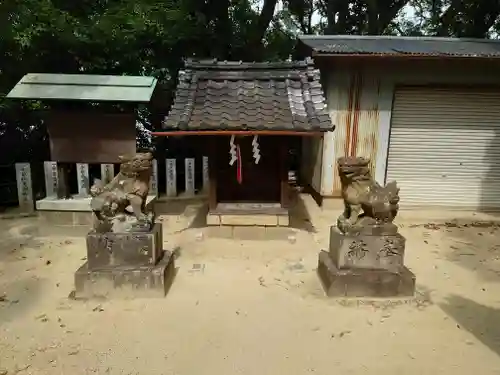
[1,0,499,163]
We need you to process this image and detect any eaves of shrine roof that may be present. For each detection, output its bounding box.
[7,73,157,102]
[162,58,333,132]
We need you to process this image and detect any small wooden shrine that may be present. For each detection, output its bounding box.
[7,73,159,227]
[156,58,333,226]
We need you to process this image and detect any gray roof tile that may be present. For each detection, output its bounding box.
[162,59,332,132]
[299,35,500,57]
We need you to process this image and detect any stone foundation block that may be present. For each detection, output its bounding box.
[73,251,175,300]
[206,214,221,225]
[277,214,289,226]
[220,214,278,226]
[317,251,415,298]
[329,226,405,273]
[86,223,163,268]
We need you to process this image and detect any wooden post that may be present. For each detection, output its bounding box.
[76,163,90,196]
[280,139,290,209]
[184,158,195,196]
[149,159,158,196]
[44,161,58,198]
[166,158,177,197]
[207,138,217,211]
[15,163,34,212]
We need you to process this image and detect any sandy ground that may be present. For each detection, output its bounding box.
[1,199,500,375]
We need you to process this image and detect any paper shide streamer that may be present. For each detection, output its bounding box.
[229,135,260,184]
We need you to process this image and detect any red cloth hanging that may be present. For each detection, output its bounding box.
[236,144,243,184]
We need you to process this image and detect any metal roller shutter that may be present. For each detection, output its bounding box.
[386,86,500,209]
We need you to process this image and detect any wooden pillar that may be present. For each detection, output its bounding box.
[207,137,218,211]
[279,138,290,208]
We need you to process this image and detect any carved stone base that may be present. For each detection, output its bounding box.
[86,223,163,268]
[73,251,175,300]
[329,226,405,273]
[317,251,416,298]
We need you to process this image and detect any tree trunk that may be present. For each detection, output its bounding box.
[246,0,278,60]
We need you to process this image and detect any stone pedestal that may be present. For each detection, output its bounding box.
[317,226,416,298]
[74,254,175,299]
[86,224,163,268]
[73,223,175,300]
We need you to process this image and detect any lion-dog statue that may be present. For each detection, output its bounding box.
[337,156,400,234]
[90,152,154,233]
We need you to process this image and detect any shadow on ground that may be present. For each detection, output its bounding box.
[440,294,500,357]
[289,193,316,233]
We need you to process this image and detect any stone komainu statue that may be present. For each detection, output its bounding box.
[337,156,400,234]
[90,152,154,233]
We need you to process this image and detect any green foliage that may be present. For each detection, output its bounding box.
[1,0,499,163]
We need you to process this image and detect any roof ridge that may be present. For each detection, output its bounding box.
[299,34,500,44]
[184,59,314,71]
[299,35,500,58]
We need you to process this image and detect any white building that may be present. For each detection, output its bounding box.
[299,35,500,210]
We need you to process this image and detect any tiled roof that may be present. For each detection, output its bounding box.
[299,35,500,58]
[162,58,332,132]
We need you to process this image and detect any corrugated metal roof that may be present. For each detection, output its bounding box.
[299,35,500,57]
[6,73,158,102]
[162,58,332,132]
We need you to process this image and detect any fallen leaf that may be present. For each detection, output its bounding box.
[339,330,351,338]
